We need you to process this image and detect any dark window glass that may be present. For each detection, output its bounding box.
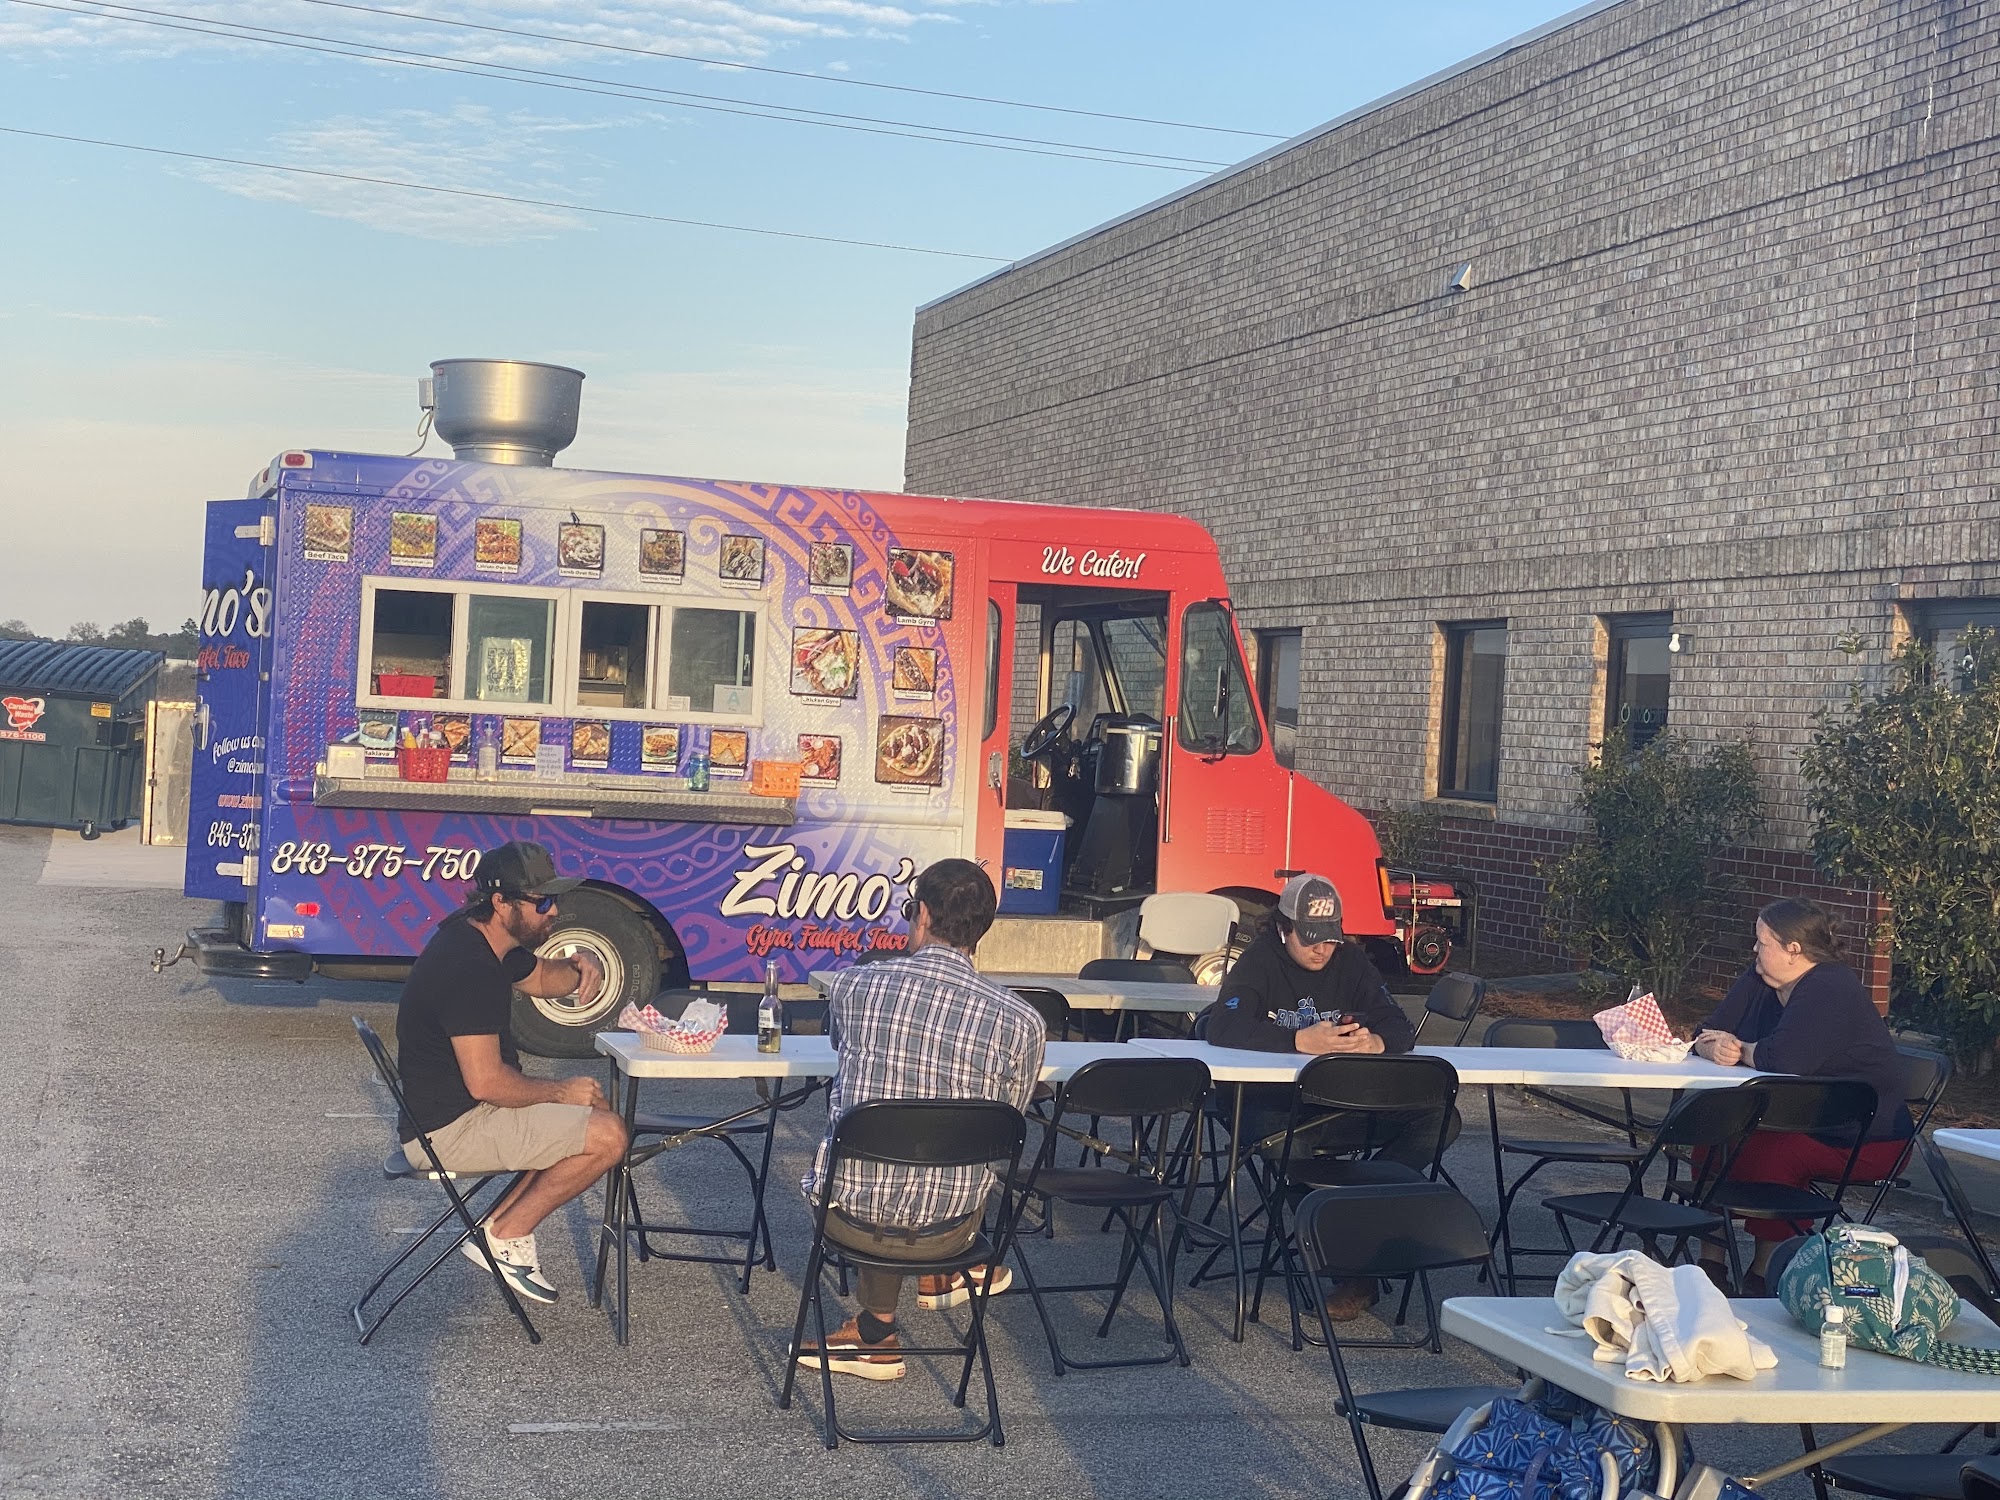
[1050,617,1110,726]
[368,588,452,698]
[1606,613,1672,750]
[1255,628,1302,769]
[1922,600,2000,690]
[983,601,1001,741]
[1177,603,1262,755]
[577,601,652,709]
[668,607,756,712]
[1440,623,1506,800]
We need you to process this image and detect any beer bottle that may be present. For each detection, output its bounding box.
[757,959,783,1054]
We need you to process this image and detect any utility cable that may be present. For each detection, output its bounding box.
[0,124,1015,260]
[287,0,1287,140]
[14,0,1225,171]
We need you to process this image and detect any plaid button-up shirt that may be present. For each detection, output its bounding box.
[802,944,1045,1230]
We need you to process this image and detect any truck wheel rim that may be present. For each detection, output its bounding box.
[531,931,625,1028]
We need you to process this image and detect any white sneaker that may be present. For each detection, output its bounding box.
[461,1225,559,1304]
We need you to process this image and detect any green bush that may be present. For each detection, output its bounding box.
[1541,729,1762,1003]
[1802,629,2000,1060]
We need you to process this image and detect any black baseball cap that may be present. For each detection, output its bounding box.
[474,840,584,899]
[1277,873,1344,945]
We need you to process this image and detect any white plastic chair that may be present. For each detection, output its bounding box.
[1136,892,1238,959]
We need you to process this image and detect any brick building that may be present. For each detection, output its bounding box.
[904,0,2000,991]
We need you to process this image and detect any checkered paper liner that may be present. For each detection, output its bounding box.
[618,1000,727,1054]
[1592,990,1693,1063]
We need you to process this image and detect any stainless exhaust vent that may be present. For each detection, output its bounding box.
[425,359,584,466]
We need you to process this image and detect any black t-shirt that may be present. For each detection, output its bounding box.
[396,913,538,1139]
[1204,930,1415,1054]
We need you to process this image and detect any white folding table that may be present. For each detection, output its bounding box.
[808,967,1218,1040]
[1935,1129,2000,1166]
[590,1032,1145,1342]
[1125,1039,1760,1337]
[1442,1294,2000,1487]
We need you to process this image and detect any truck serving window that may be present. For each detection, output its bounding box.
[668,607,757,716]
[467,594,555,704]
[577,600,651,710]
[1178,602,1262,755]
[368,589,452,699]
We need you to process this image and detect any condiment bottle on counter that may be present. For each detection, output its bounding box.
[475,721,499,781]
[757,960,783,1054]
[1819,1304,1848,1369]
[687,732,710,793]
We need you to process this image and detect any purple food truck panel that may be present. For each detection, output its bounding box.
[186,499,273,904]
[231,453,971,983]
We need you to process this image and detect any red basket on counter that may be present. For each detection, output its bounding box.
[377,673,438,699]
[397,746,451,782]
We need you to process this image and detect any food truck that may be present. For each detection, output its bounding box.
[170,360,1393,1054]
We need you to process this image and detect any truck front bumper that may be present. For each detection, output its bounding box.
[154,927,315,983]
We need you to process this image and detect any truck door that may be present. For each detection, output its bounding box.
[973,583,1016,877]
[1158,598,1287,894]
[185,499,275,905]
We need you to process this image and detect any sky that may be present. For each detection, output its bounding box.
[0,0,1585,636]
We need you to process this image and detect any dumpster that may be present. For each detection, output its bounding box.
[0,640,164,838]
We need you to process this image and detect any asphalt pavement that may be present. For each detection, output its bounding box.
[0,822,1988,1500]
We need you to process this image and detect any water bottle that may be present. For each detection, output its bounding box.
[1819,1304,1848,1369]
[475,720,499,781]
[757,959,783,1054]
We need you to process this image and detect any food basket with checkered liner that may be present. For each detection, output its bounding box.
[1592,988,1693,1063]
[618,999,727,1053]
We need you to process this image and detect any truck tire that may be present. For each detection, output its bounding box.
[511,889,660,1059]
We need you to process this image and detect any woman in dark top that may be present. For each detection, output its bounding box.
[1692,897,1913,1287]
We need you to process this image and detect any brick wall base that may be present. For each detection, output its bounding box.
[1387,814,1888,1010]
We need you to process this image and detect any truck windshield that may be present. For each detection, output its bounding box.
[1049,609,1166,724]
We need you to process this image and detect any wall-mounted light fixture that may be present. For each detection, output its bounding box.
[1667,630,1689,655]
[1446,263,1474,293]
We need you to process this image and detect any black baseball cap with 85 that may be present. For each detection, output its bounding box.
[474,840,584,900]
[1277,873,1344,945]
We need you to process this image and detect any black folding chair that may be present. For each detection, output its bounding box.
[1679,1079,1876,1256]
[1007,1057,1209,1374]
[1411,972,1486,1046]
[1078,955,1198,1039]
[1251,1053,1461,1350]
[349,1017,541,1346]
[1906,1134,2000,1297]
[1010,985,1080,1042]
[1843,1045,1954,1223]
[780,1099,1028,1449]
[1484,1016,1653,1291]
[1965,1459,2000,1500]
[1297,1182,1517,1500]
[1544,1084,1768,1286]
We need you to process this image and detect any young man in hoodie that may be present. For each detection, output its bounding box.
[1204,873,1458,1318]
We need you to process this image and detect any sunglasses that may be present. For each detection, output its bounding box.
[901,894,921,923]
[505,892,559,914]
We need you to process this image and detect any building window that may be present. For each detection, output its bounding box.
[1255,628,1301,768]
[1919,599,2000,689]
[1439,622,1506,801]
[1605,613,1672,750]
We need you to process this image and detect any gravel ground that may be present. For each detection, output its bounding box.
[0,822,1988,1500]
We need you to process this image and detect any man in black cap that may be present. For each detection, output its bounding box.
[1205,872,1457,1318]
[396,839,627,1306]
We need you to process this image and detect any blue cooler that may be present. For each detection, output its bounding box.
[1000,810,1067,914]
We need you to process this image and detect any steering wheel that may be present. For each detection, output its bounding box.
[1020,703,1076,761]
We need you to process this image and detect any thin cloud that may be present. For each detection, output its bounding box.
[0,1,973,66]
[47,309,168,326]
[184,105,614,243]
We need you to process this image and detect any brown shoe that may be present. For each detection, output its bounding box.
[1322,1277,1381,1323]
[795,1318,905,1381]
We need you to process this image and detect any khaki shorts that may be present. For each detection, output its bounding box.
[405,1101,593,1174]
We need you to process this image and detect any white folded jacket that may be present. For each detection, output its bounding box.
[1553,1250,1777,1382]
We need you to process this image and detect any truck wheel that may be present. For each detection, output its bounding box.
[511,889,660,1059]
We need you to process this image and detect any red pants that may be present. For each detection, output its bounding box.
[1720,1131,1910,1241]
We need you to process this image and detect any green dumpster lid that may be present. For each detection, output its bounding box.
[0,640,163,699]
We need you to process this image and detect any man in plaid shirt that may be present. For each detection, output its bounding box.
[798,858,1044,1380]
